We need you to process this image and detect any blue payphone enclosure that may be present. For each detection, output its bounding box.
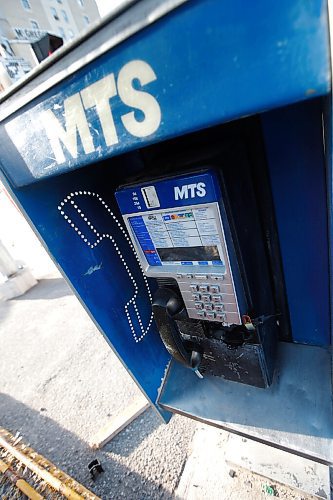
[0,0,332,462]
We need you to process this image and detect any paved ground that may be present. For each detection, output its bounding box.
[0,274,197,498]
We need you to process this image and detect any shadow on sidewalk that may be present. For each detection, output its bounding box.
[0,393,170,499]
[14,278,72,301]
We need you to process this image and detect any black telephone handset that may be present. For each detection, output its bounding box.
[152,288,203,375]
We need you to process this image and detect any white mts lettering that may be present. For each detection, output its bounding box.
[40,93,94,163]
[196,182,206,197]
[118,60,161,137]
[80,74,118,146]
[174,186,188,200]
[187,183,197,198]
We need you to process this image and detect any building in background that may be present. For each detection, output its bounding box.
[0,0,100,91]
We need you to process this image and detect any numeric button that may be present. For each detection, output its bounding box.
[199,284,209,293]
[195,302,204,310]
[212,294,223,303]
[202,293,211,303]
[217,313,226,322]
[204,303,213,311]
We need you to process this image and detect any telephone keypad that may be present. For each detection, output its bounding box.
[179,273,240,325]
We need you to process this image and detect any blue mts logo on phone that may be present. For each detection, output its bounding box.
[174,182,206,200]
[115,170,219,215]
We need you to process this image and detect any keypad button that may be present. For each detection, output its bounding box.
[212,294,223,303]
[206,311,216,319]
[176,273,183,279]
[195,274,208,280]
[210,274,225,281]
[196,310,205,318]
[204,303,213,311]
[216,313,226,321]
[192,292,201,301]
[190,284,198,291]
[194,302,204,310]
[214,304,224,312]
[186,273,193,279]
[202,293,211,303]
[199,284,209,293]
[210,284,220,293]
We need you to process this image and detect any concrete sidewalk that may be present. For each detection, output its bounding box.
[0,274,196,498]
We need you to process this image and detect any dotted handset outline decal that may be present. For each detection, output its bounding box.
[58,191,154,343]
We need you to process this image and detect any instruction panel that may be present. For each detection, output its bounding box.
[128,204,226,267]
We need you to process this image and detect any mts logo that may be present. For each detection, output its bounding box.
[174,182,206,200]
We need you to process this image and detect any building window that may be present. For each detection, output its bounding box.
[68,29,74,39]
[77,0,84,6]
[61,10,69,23]
[58,27,66,40]
[83,15,90,25]
[30,20,39,29]
[21,0,31,10]
[50,7,59,20]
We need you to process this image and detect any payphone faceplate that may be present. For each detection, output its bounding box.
[116,170,242,326]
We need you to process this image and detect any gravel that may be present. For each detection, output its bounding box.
[0,275,196,499]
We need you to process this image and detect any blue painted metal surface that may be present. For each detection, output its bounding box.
[0,159,172,419]
[159,343,333,463]
[0,0,330,186]
[262,99,330,346]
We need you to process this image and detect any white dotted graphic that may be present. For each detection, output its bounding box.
[58,191,154,343]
